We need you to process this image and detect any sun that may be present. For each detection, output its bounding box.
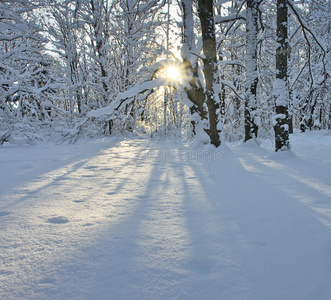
[166,66,180,80]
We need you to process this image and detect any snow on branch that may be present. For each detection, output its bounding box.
[288,0,328,86]
[288,1,327,54]
[215,0,245,8]
[214,11,246,24]
[138,0,166,13]
[87,78,178,118]
[290,61,308,90]
[220,79,244,101]
[0,47,42,61]
[0,22,28,33]
[214,0,231,7]
[225,19,246,36]
[218,60,245,68]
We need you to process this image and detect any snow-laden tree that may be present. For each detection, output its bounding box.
[214,0,261,142]
[244,0,259,142]
[79,0,113,108]
[2,0,329,145]
[179,0,209,143]
[107,0,165,132]
[93,0,223,146]
[45,0,83,119]
[287,0,330,132]
[0,0,61,144]
[214,1,246,141]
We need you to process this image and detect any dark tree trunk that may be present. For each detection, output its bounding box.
[90,0,108,103]
[181,0,208,135]
[274,0,290,151]
[197,0,221,147]
[288,114,293,134]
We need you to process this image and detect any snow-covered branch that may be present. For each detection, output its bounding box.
[288,0,327,84]
[288,0,327,54]
[220,79,244,101]
[214,11,246,24]
[218,60,245,68]
[87,78,179,118]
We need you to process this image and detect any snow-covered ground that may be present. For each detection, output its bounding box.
[1,132,331,300]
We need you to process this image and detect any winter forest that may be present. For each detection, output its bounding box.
[1,1,331,299]
[1,0,330,149]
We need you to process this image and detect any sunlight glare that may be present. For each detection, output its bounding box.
[166,66,180,80]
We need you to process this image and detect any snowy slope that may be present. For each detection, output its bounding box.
[0,133,331,300]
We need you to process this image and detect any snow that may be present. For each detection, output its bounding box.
[274,78,288,106]
[1,132,331,299]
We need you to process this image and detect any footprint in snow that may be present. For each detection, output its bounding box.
[84,166,98,170]
[0,211,12,217]
[0,269,14,275]
[47,216,69,224]
[100,167,112,171]
[83,223,93,227]
[39,277,56,284]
